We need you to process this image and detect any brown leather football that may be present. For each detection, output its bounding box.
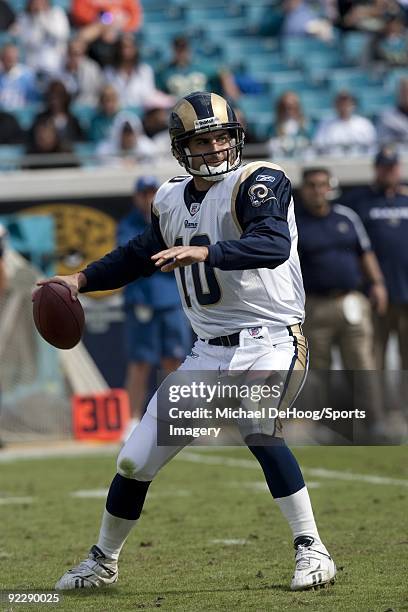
[33,282,85,349]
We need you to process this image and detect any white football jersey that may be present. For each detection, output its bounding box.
[153,161,305,339]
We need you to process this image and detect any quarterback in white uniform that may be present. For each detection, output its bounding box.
[38,92,336,592]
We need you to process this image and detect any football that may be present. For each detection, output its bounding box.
[32,282,85,349]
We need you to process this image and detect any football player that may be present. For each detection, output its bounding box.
[37,92,336,591]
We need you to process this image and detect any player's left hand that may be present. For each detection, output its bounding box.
[152,246,209,272]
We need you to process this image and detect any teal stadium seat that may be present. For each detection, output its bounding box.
[281,37,339,68]
[142,5,185,24]
[341,31,371,66]
[72,105,96,131]
[7,0,26,13]
[0,145,24,171]
[221,37,279,68]
[327,68,382,94]
[52,0,71,11]
[140,0,171,9]
[73,142,96,167]
[266,71,308,98]
[358,88,395,117]
[385,69,408,93]
[13,106,40,130]
[299,89,334,118]
[141,21,190,42]
[239,94,273,116]
[301,50,343,81]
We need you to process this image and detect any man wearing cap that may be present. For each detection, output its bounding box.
[342,148,408,375]
[117,176,191,436]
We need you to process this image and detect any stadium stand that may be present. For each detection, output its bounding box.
[0,0,405,166]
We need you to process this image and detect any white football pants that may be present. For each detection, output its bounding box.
[117,324,307,481]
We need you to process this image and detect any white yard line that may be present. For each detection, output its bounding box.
[228,480,321,491]
[70,489,191,499]
[210,539,247,545]
[0,496,34,505]
[177,451,408,487]
[0,442,406,488]
[0,442,119,462]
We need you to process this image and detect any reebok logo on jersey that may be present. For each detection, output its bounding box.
[248,184,277,207]
[184,220,198,228]
[256,174,276,183]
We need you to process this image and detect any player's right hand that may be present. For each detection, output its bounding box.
[33,272,87,301]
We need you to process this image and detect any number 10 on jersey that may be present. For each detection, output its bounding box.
[175,235,221,306]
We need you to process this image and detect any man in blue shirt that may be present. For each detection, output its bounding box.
[297,167,387,367]
[297,167,387,436]
[117,175,191,435]
[342,148,408,372]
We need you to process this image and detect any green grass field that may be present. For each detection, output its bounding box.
[1,445,407,611]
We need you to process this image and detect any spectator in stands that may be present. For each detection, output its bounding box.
[88,83,121,142]
[0,0,15,31]
[141,93,175,156]
[74,0,142,70]
[268,91,313,157]
[16,0,70,75]
[55,37,103,107]
[23,116,79,169]
[369,12,408,65]
[71,0,142,33]
[336,0,401,32]
[341,147,408,370]
[0,43,38,110]
[104,34,157,108]
[281,0,334,41]
[156,36,240,101]
[96,112,156,166]
[117,176,191,437]
[0,105,24,143]
[142,105,169,141]
[377,77,408,144]
[231,106,261,146]
[313,90,377,155]
[297,166,387,439]
[32,80,84,145]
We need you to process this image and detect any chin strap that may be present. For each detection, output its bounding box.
[199,162,229,181]
[182,146,241,181]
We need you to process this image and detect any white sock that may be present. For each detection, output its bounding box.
[275,486,321,542]
[97,509,138,561]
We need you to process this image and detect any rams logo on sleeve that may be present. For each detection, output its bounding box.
[248,183,277,207]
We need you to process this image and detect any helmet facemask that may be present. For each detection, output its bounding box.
[172,126,245,182]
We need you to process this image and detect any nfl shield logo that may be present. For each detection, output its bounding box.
[190,202,201,216]
[248,327,261,336]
